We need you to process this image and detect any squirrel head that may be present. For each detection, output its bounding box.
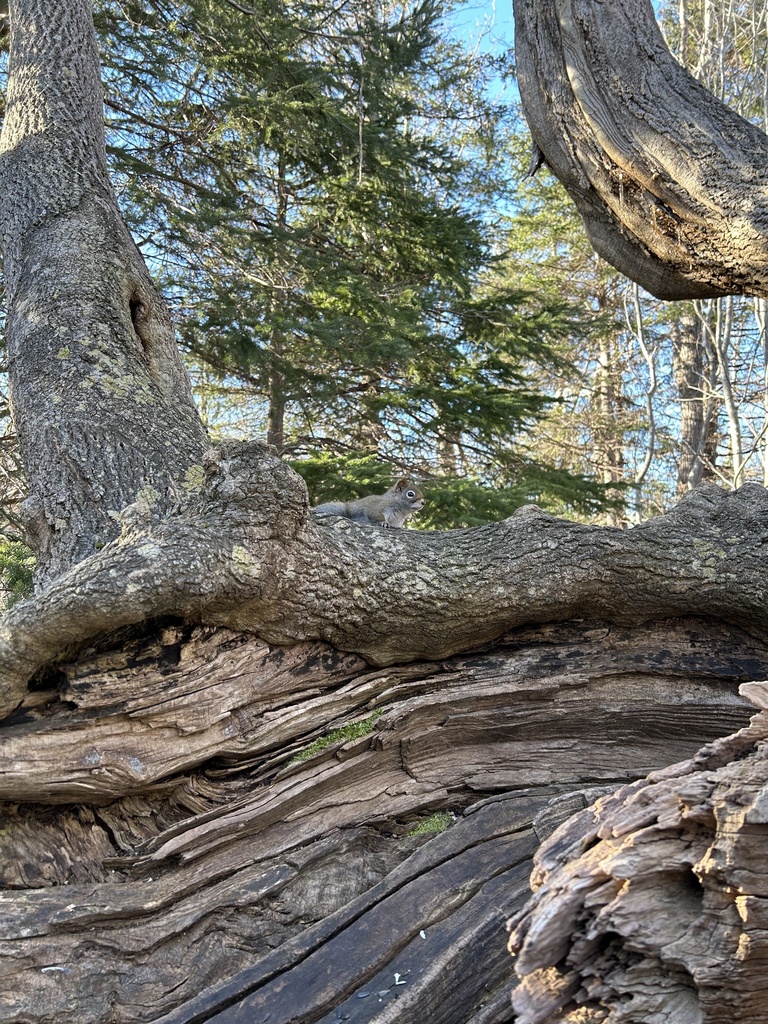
[392,477,425,514]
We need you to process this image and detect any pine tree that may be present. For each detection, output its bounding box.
[0,0,618,529]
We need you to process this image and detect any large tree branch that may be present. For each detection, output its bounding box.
[513,0,768,299]
[2,440,768,721]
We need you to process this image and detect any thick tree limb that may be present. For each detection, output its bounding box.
[3,441,768,720]
[513,0,768,299]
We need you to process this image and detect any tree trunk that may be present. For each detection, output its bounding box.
[508,681,768,1024]
[513,0,768,300]
[672,307,717,496]
[266,150,289,452]
[594,324,624,525]
[0,0,209,586]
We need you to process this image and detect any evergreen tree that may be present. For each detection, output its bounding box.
[0,1,617,530]
[91,0,614,525]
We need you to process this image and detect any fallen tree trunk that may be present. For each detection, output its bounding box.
[1,611,764,1023]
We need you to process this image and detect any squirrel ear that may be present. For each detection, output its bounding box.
[394,477,408,490]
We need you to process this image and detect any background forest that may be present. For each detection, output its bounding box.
[0,0,766,562]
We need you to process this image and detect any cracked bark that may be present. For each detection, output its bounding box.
[0,0,208,586]
[508,682,768,1024]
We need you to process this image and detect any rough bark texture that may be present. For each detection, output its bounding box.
[508,681,768,1024]
[513,0,768,300]
[0,0,209,585]
[3,447,768,723]
[1,613,763,1023]
[2,454,768,1021]
[4,3,768,1023]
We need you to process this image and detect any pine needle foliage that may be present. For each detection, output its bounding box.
[94,2,616,518]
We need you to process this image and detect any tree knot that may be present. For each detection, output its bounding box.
[199,440,309,534]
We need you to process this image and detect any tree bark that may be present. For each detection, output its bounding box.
[0,0,209,586]
[672,307,717,496]
[4,454,768,721]
[513,0,768,300]
[508,681,768,1024]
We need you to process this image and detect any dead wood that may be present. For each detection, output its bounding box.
[508,680,768,1024]
[0,614,764,1023]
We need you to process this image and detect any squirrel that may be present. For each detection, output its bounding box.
[313,478,425,528]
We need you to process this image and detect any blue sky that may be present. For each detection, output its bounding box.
[449,0,514,56]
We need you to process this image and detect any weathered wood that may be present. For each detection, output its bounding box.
[154,798,540,1024]
[0,616,762,1023]
[508,682,768,1024]
[2,617,761,805]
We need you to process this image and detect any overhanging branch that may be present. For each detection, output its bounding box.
[513,0,768,299]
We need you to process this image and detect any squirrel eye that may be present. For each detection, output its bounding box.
[406,490,416,499]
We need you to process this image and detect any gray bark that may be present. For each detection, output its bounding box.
[672,308,718,495]
[0,614,762,1023]
[0,0,209,586]
[3,451,768,722]
[513,0,768,300]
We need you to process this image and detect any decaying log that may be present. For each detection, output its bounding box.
[3,444,768,1023]
[1,614,764,1023]
[508,681,768,1024]
[513,0,768,299]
